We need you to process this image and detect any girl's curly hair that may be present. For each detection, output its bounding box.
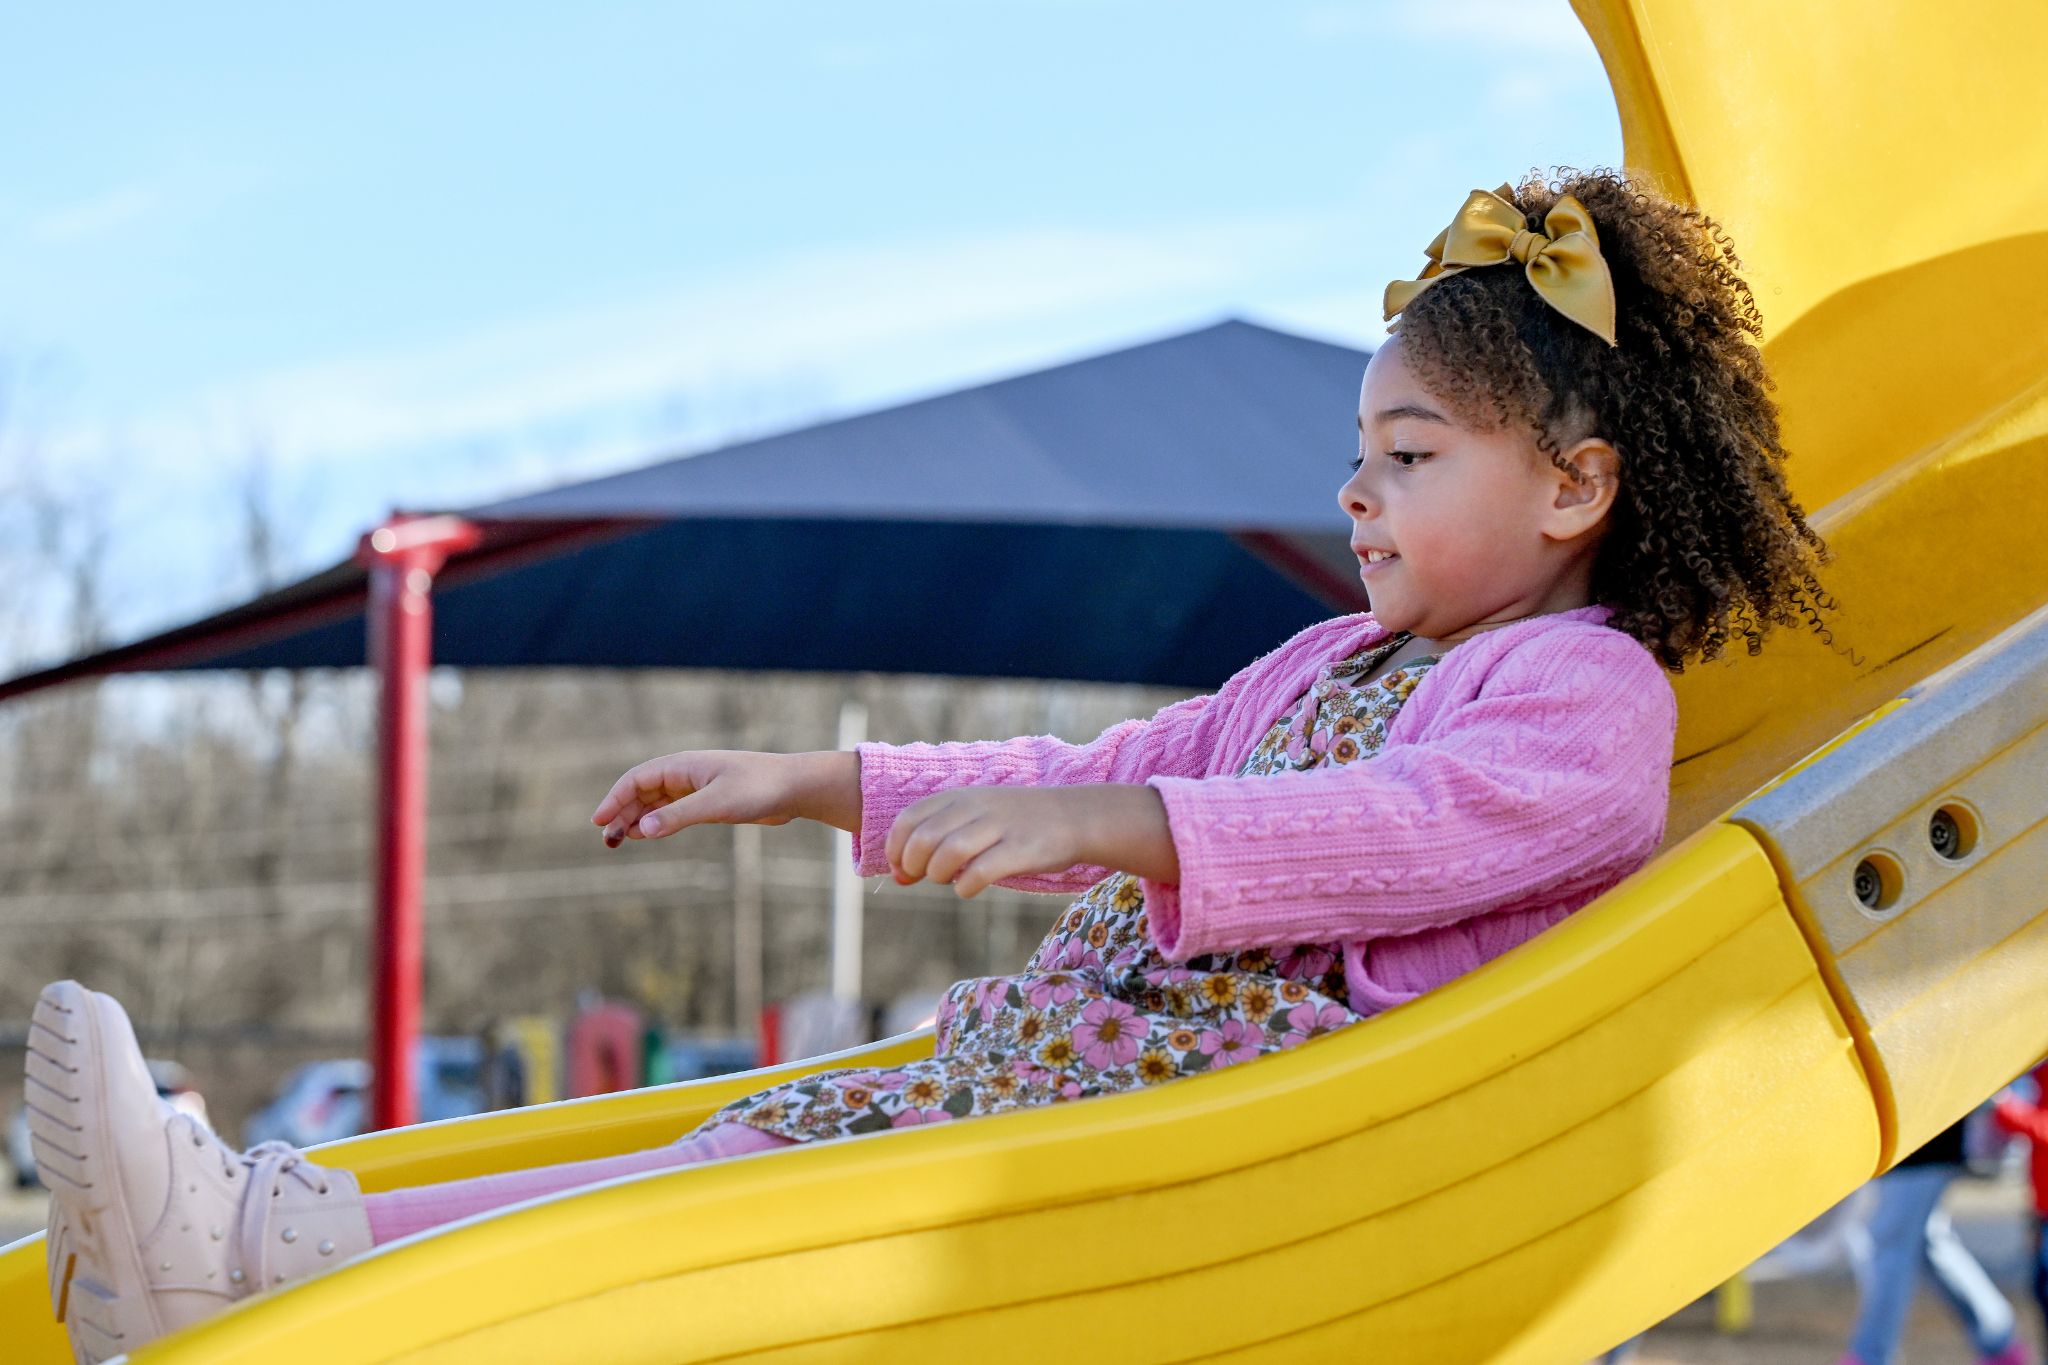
[1391,166,1840,671]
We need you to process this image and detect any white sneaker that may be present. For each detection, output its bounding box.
[26,980,374,1364]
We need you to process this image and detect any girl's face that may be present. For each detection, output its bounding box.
[1339,335,1616,645]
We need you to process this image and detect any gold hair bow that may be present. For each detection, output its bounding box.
[1383,183,1617,346]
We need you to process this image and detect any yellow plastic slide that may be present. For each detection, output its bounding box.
[7,2,2048,1359]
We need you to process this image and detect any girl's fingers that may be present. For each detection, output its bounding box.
[637,799,690,840]
[922,820,1002,887]
[888,794,937,871]
[595,758,697,835]
[951,839,1013,899]
[884,796,948,873]
[636,808,672,839]
[601,795,658,844]
[594,761,666,823]
[893,802,977,881]
[592,785,626,824]
[594,778,644,825]
[637,783,737,840]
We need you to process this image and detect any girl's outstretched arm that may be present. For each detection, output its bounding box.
[593,618,1357,871]
[847,615,1368,893]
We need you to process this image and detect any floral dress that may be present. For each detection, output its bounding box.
[697,634,1441,1141]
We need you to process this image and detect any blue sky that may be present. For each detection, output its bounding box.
[0,1,1621,662]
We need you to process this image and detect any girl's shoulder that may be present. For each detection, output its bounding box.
[1446,605,1641,663]
[1293,606,1651,675]
[1423,607,1675,722]
[1239,607,1667,705]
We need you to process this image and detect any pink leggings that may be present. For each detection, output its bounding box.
[362,1123,793,1244]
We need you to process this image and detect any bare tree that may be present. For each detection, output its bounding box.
[235,449,318,1019]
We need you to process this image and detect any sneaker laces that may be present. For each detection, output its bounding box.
[242,1140,337,1287]
[176,1113,330,1197]
[175,1115,335,1290]
[241,1141,332,1200]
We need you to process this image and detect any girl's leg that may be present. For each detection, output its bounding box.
[1846,1166,1955,1365]
[363,1123,791,1243]
[27,980,794,1364]
[1917,1205,2021,1360]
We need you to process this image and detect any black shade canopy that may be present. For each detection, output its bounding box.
[2,319,1375,697]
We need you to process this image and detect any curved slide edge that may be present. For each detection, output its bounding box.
[4,819,1878,1363]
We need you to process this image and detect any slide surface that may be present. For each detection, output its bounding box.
[7,1,2048,1359]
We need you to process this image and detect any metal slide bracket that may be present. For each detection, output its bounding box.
[1733,601,2048,1167]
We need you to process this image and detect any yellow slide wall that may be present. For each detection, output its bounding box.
[2,824,1881,1362]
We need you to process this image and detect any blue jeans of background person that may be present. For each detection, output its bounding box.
[2032,1215,2048,1346]
[1850,1165,2017,1365]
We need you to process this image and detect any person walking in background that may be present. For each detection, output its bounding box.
[1995,1062,2048,1347]
[1837,1113,2029,1365]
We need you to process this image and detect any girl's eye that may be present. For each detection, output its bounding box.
[1348,450,1432,472]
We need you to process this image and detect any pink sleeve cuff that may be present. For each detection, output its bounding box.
[1139,874,1188,960]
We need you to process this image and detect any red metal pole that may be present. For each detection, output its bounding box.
[357,515,481,1131]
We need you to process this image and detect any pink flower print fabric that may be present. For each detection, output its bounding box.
[697,634,1440,1143]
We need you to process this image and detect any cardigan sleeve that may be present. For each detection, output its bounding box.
[850,692,1229,893]
[1141,630,1676,958]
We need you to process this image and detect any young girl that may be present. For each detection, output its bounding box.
[28,167,1834,1362]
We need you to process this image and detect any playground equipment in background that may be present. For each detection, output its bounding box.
[564,1000,645,1099]
[6,0,2048,1359]
[480,1017,560,1111]
[530,1000,754,1105]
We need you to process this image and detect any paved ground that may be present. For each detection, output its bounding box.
[1631,1271,2042,1364]
[5,1175,2042,1360]
[1626,1176,2043,1364]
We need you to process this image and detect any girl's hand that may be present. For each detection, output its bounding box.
[592,750,858,846]
[887,783,1179,898]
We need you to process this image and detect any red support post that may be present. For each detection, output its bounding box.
[356,514,481,1131]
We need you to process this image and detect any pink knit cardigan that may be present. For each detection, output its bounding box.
[852,605,1678,1017]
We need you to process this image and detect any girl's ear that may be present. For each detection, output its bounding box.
[1543,438,1621,543]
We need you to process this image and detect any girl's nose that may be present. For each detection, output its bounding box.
[1339,470,1375,520]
